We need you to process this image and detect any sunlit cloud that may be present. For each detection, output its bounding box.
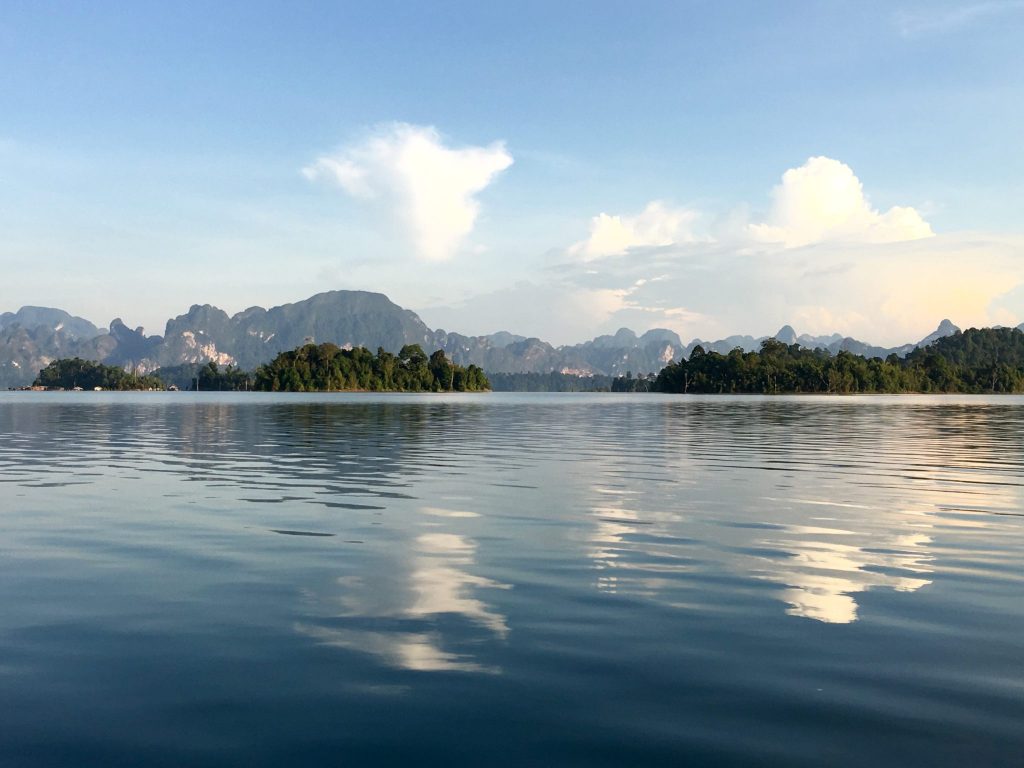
[580,233,1023,345]
[304,123,513,261]
[569,201,702,259]
[417,154,1018,345]
[503,156,1007,343]
[567,156,932,256]
[294,525,508,673]
[748,156,933,247]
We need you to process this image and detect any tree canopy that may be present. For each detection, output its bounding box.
[650,328,1024,394]
[253,343,490,392]
[33,358,163,390]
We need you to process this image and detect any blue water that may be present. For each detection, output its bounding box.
[1,392,1022,766]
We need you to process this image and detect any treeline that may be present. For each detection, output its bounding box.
[253,343,490,392]
[651,328,1024,394]
[488,371,615,392]
[610,372,657,392]
[156,362,254,391]
[31,343,489,393]
[33,358,163,390]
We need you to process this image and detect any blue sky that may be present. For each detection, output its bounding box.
[2,1,1022,344]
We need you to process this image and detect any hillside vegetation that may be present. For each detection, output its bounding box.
[253,343,490,392]
[653,328,1024,394]
[33,358,163,390]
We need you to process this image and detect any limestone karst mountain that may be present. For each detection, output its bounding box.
[0,290,978,388]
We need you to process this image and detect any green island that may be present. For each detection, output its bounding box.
[648,327,1024,394]
[26,328,1024,395]
[32,358,164,391]
[31,343,490,393]
[252,343,489,392]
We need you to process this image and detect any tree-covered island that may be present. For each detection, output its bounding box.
[33,358,164,390]
[27,328,1024,395]
[29,343,489,393]
[253,343,490,392]
[649,328,1024,394]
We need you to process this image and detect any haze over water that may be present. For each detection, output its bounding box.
[1,392,1022,766]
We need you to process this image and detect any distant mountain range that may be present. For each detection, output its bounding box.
[0,291,1009,389]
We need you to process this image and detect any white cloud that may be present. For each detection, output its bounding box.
[749,156,933,247]
[560,232,1024,345]
[304,123,513,262]
[569,157,931,257]
[418,276,713,345]
[414,155,1017,346]
[570,200,701,259]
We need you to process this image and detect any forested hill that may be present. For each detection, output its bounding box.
[254,343,490,392]
[33,358,163,390]
[653,328,1024,394]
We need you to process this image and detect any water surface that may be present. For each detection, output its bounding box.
[1,393,1022,766]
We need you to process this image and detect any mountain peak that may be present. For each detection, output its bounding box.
[0,306,102,340]
[639,328,683,346]
[917,319,961,348]
[774,325,798,344]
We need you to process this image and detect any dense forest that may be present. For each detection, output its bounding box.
[488,371,615,391]
[33,358,163,390]
[28,328,1024,395]
[610,372,657,392]
[252,343,490,392]
[651,328,1024,394]
[155,362,255,391]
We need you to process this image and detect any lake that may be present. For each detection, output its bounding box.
[1,392,1022,766]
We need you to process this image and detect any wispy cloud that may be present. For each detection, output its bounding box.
[894,2,1024,38]
[304,123,513,262]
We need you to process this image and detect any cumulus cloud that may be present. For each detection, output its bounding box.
[419,230,1023,347]
[419,155,1017,347]
[569,201,701,259]
[749,156,933,247]
[561,233,1024,345]
[569,156,931,258]
[304,123,513,261]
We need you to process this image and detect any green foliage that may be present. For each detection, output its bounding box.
[150,362,255,391]
[33,358,163,390]
[488,372,615,391]
[253,343,490,392]
[195,361,254,391]
[653,328,1024,394]
[610,371,656,392]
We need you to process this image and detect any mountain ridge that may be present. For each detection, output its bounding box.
[0,291,997,388]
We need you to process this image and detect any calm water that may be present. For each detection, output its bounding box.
[1,392,1022,766]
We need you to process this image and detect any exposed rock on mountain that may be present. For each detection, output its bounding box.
[156,292,437,371]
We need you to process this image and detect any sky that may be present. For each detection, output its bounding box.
[1,0,1022,345]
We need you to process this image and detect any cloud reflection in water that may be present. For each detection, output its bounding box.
[297,509,508,673]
